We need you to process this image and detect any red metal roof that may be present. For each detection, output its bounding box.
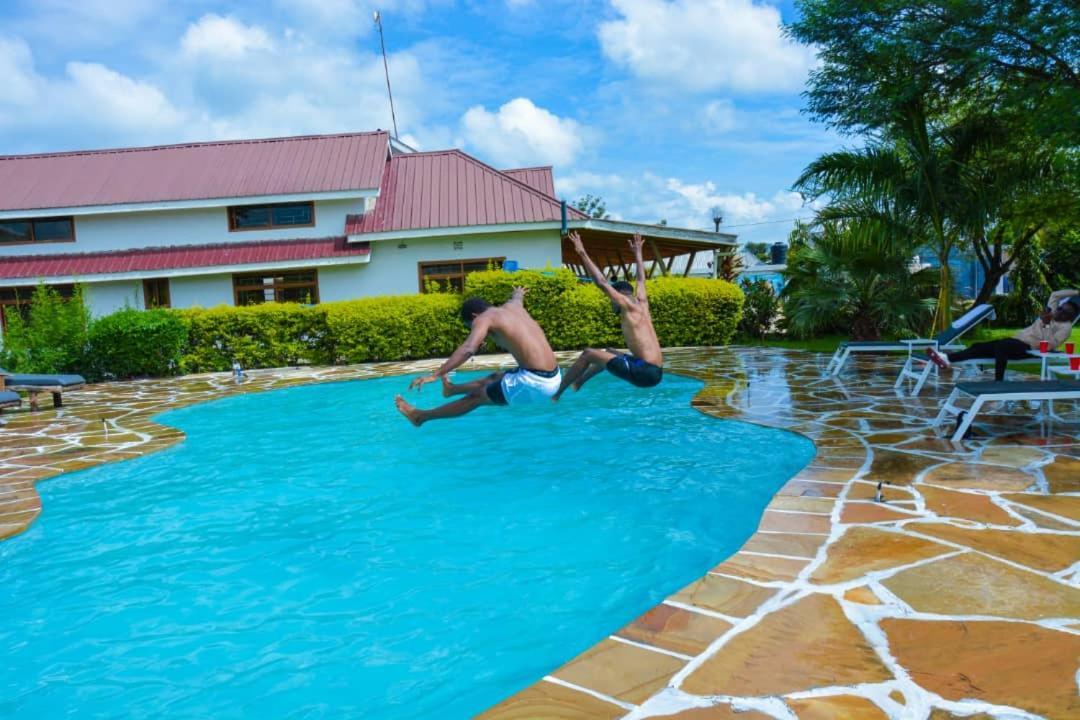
[346,151,586,235]
[502,166,555,196]
[0,237,369,280]
[0,132,390,213]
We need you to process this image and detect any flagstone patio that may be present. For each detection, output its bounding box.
[1,348,1077,719]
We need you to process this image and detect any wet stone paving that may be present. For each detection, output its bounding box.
[1,348,1077,719]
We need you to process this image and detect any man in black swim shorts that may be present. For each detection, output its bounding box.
[553,232,664,400]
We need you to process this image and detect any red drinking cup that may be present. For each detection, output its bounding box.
[1039,340,1049,353]
[1072,356,1080,371]
[1066,342,1076,355]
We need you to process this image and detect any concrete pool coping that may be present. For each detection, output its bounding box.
[1,347,1077,719]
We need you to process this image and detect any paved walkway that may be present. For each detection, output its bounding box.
[1,348,1077,719]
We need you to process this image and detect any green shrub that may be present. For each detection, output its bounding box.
[87,308,188,380]
[52,270,743,379]
[738,277,781,339]
[325,293,466,363]
[646,276,743,347]
[0,284,91,374]
[465,268,743,349]
[177,303,332,372]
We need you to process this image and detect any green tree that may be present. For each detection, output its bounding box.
[781,221,935,340]
[744,242,771,263]
[787,0,1080,143]
[794,102,982,332]
[1043,226,1080,289]
[0,284,91,374]
[573,194,610,219]
[995,235,1051,325]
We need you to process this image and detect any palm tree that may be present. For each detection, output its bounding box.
[782,220,935,341]
[794,102,990,332]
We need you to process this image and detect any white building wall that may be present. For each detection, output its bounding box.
[84,281,141,316]
[317,265,367,302]
[0,198,364,257]
[170,275,233,309]
[357,230,561,296]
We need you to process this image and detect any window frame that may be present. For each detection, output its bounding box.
[0,216,76,246]
[417,257,505,293]
[142,278,171,309]
[232,269,320,306]
[227,202,316,232]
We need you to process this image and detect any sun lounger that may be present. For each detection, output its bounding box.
[933,380,1080,441]
[0,369,85,410]
[828,304,996,378]
[0,390,20,412]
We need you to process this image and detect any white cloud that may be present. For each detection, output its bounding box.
[0,38,188,142]
[461,98,585,168]
[701,99,737,134]
[65,62,186,130]
[180,14,273,59]
[0,37,40,107]
[598,0,817,93]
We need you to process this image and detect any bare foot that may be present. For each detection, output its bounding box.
[395,394,424,427]
[441,374,454,398]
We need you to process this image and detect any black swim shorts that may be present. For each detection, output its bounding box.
[606,353,663,388]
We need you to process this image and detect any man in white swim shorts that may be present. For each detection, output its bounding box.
[395,286,561,426]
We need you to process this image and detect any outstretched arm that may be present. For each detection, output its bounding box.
[630,233,647,301]
[505,285,527,307]
[409,315,492,390]
[567,231,630,306]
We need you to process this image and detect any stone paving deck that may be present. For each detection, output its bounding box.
[1,348,1077,719]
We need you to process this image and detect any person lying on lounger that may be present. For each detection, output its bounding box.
[395,287,560,426]
[553,232,663,401]
[927,290,1079,381]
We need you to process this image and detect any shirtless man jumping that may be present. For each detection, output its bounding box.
[395,286,560,426]
[553,232,663,400]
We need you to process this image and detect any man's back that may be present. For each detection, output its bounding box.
[487,304,558,370]
[619,300,663,366]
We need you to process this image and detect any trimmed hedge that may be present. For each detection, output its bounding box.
[21,271,742,378]
[177,303,332,373]
[325,293,467,364]
[87,308,188,380]
[465,268,744,349]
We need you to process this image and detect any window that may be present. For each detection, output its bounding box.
[0,285,75,330]
[143,278,171,309]
[228,202,315,231]
[0,217,75,245]
[418,258,504,293]
[233,270,319,305]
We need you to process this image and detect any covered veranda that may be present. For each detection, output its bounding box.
[561,218,738,279]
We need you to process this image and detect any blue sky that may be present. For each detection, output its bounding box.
[0,0,840,246]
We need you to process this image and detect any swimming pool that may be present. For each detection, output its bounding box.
[0,372,814,718]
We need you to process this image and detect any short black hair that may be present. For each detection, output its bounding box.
[461,297,491,323]
[611,280,634,295]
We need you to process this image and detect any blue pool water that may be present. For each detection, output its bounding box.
[0,372,813,718]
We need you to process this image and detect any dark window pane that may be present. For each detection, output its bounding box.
[232,207,272,228]
[32,218,74,242]
[422,263,460,276]
[0,222,32,243]
[278,286,315,303]
[236,289,267,305]
[271,203,313,226]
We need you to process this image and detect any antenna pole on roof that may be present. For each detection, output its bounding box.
[373,11,400,140]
